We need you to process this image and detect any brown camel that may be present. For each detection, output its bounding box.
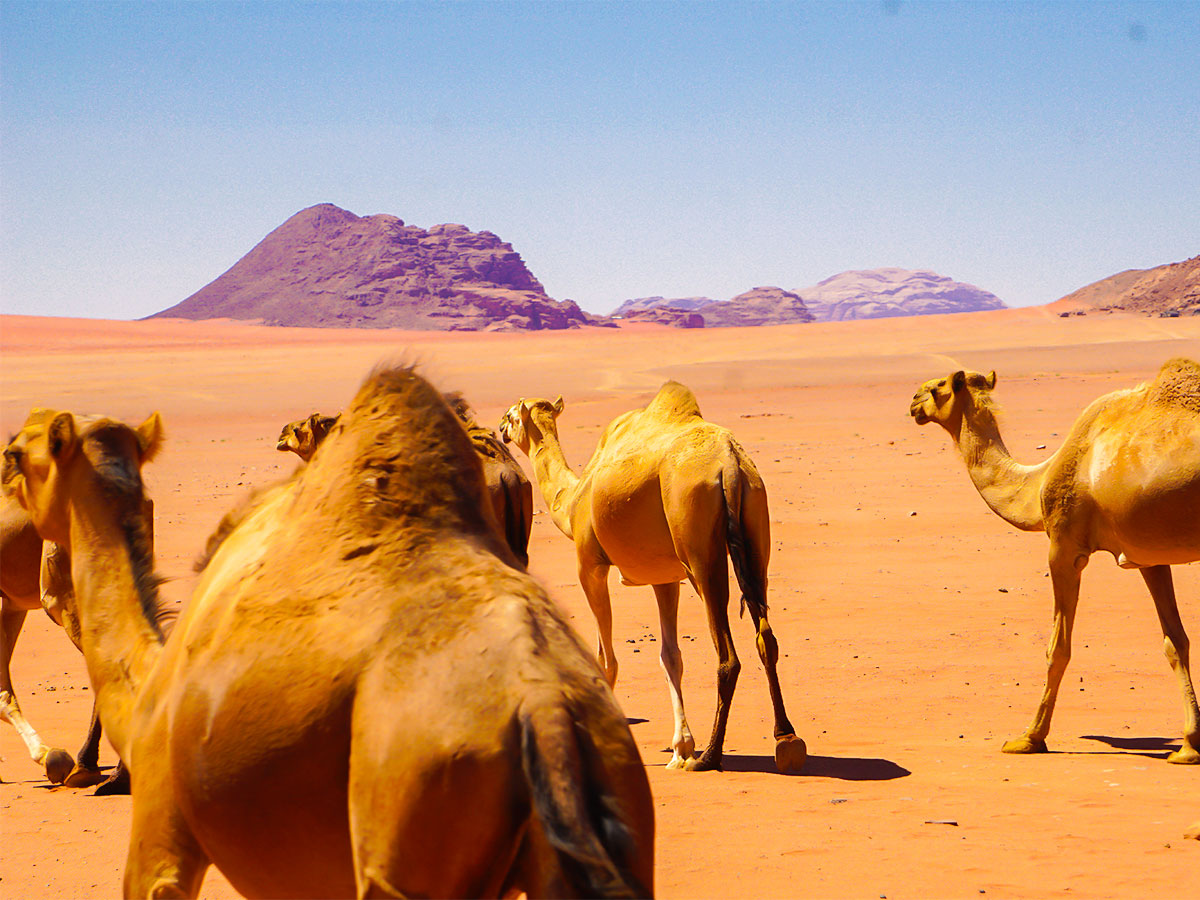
[3,365,654,898]
[499,382,805,773]
[910,358,1200,763]
[276,412,339,462]
[1,492,130,792]
[277,396,534,566]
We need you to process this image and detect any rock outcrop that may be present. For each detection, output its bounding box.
[612,296,713,316]
[692,286,815,327]
[800,269,1005,321]
[150,204,604,331]
[1049,255,1200,317]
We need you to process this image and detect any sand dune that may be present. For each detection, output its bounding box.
[2,308,1198,898]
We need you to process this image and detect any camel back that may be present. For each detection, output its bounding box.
[296,365,496,541]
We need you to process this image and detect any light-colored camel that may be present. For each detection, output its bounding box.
[276,412,339,462]
[277,397,535,566]
[910,358,1200,763]
[1,492,130,791]
[3,365,654,898]
[499,382,805,773]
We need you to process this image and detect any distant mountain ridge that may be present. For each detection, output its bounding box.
[613,269,1002,327]
[151,204,603,331]
[1049,255,1200,316]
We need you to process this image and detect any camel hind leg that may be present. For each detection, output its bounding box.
[684,554,740,772]
[652,581,696,768]
[1140,565,1200,764]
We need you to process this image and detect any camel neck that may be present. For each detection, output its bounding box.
[951,404,1048,532]
[528,428,580,538]
[66,491,163,761]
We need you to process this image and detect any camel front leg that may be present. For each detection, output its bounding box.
[123,784,209,898]
[1,605,74,783]
[652,582,695,769]
[1003,547,1085,754]
[1140,565,1200,764]
[578,536,618,688]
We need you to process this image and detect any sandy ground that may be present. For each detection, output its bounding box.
[1,308,1198,899]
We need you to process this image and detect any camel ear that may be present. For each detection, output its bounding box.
[986,370,997,390]
[951,370,966,393]
[552,396,564,416]
[47,413,78,462]
[136,412,165,464]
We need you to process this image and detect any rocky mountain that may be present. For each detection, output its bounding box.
[691,286,815,327]
[151,204,604,331]
[619,307,706,328]
[1049,255,1200,316]
[612,295,713,316]
[799,269,1005,321]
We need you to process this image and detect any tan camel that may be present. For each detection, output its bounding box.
[1,492,131,791]
[3,365,654,898]
[276,412,339,462]
[910,358,1200,763]
[277,397,534,566]
[499,382,805,773]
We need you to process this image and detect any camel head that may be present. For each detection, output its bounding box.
[910,369,997,429]
[277,413,340,462]
[498,396,564,454]
[3,408,163,545]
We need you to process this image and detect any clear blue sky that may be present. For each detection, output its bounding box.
[2,1,1197,318]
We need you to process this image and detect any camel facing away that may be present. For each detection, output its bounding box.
[910,358,1200,763]
[277,396,534,566]
[275,412,339,462]
[1,492,130,792]
[499,382,805,773]
[3,365,654,898]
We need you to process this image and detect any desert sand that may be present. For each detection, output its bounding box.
[1,308,1197,898]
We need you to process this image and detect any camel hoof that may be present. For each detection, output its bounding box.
[1166,746,1200,765]
[44,749,75,785]
[94,767,131,795]
[64,764,108,789]
[775,734,807,774]
[684,753,721,772]
[1001,736,1047,755]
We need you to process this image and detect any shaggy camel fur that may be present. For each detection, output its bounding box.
[500,382,805,773]
[3,366,654,898]
[276,412,339,462]
[910,358,1200,763]
[277,396,534,566]
[1,492,130,792]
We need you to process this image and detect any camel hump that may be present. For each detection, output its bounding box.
[1146,357,1200,413]
[643,381,703,424]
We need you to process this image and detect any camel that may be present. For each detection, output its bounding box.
[499,382,806,773]
[277,397,534,566]
[3,365,654,898]
[910,358,1200,763]
[276,412,339,462]
[1,491,130,792]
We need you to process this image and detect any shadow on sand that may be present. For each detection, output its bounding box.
[719,753,911,780]
[1079,734,1179,759]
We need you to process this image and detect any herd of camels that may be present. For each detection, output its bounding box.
[1,356,1197,896]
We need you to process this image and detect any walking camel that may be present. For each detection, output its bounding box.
[277,395,534,566]
[2,491,131,792]
[909,358,1200,763]
[499,381,805,773]
[3,365,654,898]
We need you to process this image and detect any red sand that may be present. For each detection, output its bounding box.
[2,309,1198,898]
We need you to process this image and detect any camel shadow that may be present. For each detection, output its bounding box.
[719,753,911,780]
[1079,734,1179,759]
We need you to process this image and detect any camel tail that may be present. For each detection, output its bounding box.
[520,703,651,898]
[721,465,767,622]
